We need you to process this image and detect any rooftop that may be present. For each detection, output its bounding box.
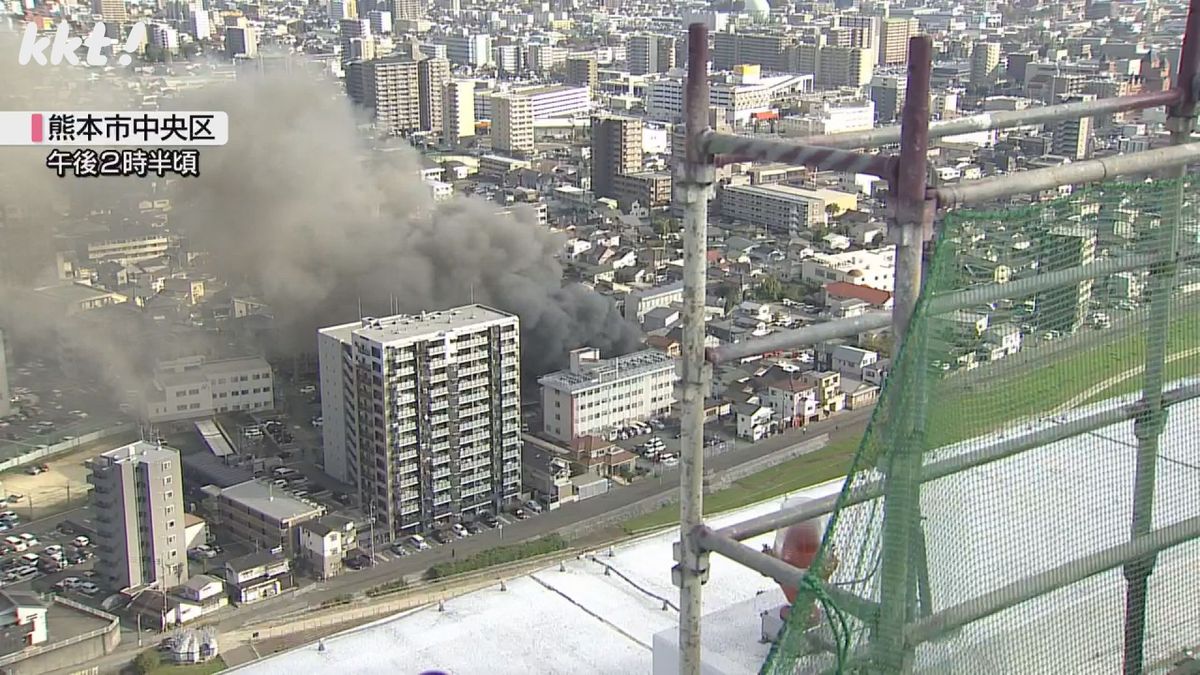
[219,480,324,524]
[319,304,517,347]
[538,348,676,394]
[95,440,179,467]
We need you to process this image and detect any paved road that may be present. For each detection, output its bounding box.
[208,404,875,631]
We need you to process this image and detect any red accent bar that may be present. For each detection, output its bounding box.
[30,114,43,143]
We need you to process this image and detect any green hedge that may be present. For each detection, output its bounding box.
[425,534,568,580]
[366,578,409,597]
[320,594,353,609]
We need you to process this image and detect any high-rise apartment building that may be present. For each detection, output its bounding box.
[346,55,421,136]
[627,34,677,75]
[566,56,598,94]
[441,80,476,147]
[869,73,904,122]
[0,331,9,419]
[491,92,534,157]
[418,56,450,134]
[814,45,874,88]
[712,31,796,72]
[88,441,189,592]
[339,18,373,68]
[590,115,643,200]
[318,306,522,539]
[392,0,423,20]
[878,17,918,65]
[970,42,1001,90]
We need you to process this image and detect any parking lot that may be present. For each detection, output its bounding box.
[1,358,130,462]
[0,510,101,601]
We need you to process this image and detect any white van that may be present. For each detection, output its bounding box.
[407,534,430,550]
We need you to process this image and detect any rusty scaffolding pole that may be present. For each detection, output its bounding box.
[675,2,1200,671]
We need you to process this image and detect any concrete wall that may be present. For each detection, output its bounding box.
[555,434,830,541]
[0,424,134,473]
[0,598,120,675]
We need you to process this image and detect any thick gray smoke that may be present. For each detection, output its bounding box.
[170,72,642,377]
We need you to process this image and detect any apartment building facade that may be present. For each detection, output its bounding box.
[319,306,522,540]
[88,441,189,592]
[143,356,274,424]
[539,347,677,442]
[492,93,535,157]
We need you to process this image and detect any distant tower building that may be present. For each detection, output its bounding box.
[91,0,128,23]
[346,55,421,136]
[149,23,180,54]
[565,56,598,94]
[491,92,534,157]
[1037,227,1096,333]
[1052,95,1094,160]
[339,18,373,68]
[392,0,424,19]
[878,17,917,65]
[225,26,257,59]
[317,307,522,539]
[442,80,476,147]
[869,73,904,123]
[626,34,676,75]
[418,56,451,134]
[970,41,1001,90]
[189,3,211,40]
[590,115,643,200]
[368,9,392,34]
[329,0,357,19]
[87,441,189,592]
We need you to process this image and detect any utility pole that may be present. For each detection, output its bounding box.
[369,502,377,566]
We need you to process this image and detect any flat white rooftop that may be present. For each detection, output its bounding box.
[227,383,1200,675]
[318,304,517,347]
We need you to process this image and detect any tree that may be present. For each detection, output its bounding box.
[756,275,783,301]
[134,649,161,675]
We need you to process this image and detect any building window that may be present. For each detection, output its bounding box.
[162,461,171,471]
[165,504,174,515]
[169,549,178,559]
[165,490,174,500]
[164,475,172,485]
[168,534,176,544]
[168,520,176,529]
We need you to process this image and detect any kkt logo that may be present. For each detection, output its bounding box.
[18,21,146,67]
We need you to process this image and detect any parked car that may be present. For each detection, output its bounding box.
[482,513,500,528]
[24,465,44,476]
[451,523,468,538]
[17,533,37,547]
[54,576,82,591]
[187,545,217,560]
[407,534,430,551]
[78,581,101,596]
[389,542,410,556]
[299,385,316,395]
[431,530,452,545]
[43,545,64,560]
[523,500,544,514]
[345,554,371,570]
[466,522,485,535]
[72,536,90,548]
[4,536,26,552]
[513,508,529,520]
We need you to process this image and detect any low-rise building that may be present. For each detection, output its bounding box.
[0,592,47,651]
[297,516,358,580]
[735,402,774,441]
[800,248,896,293]
[144,356,274,424]
[521,444,575,509]
[830,346,879,380]
[224,552,292,606]
[214,480,324,557]
[539,348,677,442]
[761,377,820,428]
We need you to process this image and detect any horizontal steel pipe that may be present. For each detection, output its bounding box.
[707,311,893,364]
[728,90,1183,151]
[904,513,1200,646]
[702,131,895,178]
[717,382,1200,542]
[694,526,880,622]
[932,142,1200,207]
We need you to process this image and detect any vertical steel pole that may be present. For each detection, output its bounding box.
[676,21,713,675]
[1122,2,1199,673]
[875,35,934,673]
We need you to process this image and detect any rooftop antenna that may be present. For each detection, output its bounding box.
[357,297,363,321]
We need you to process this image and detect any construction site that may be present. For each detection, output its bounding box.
[669,0,1200,672]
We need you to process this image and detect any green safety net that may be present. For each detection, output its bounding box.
[762,175,1200,674]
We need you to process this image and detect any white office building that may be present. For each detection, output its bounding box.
[645,68,813,125]
[318,306,521,539]
[440,34,492,68]
[539,348,677,442]
[143,356,274,424]
[800,248,897,292]
[515,84,591,119]
[623,281,683,324]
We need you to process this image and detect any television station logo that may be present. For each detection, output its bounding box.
[0,111,228,178]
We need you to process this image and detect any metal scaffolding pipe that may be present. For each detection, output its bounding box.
[694,527,880,623]
[706,311,893,364]
[677,21,713,675]
[927,250,1200,316]
[932,142,1200,207]
[716,382,1200,543]
[701,131,895,179]
[905,514,1200,647]
[744,89,1183,150]
[709,249,1200,367]
[1124,0,1200,668]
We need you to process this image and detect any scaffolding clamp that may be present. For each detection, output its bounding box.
[672,539,711,587]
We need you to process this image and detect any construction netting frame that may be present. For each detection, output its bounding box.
[763,175,1200,674]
